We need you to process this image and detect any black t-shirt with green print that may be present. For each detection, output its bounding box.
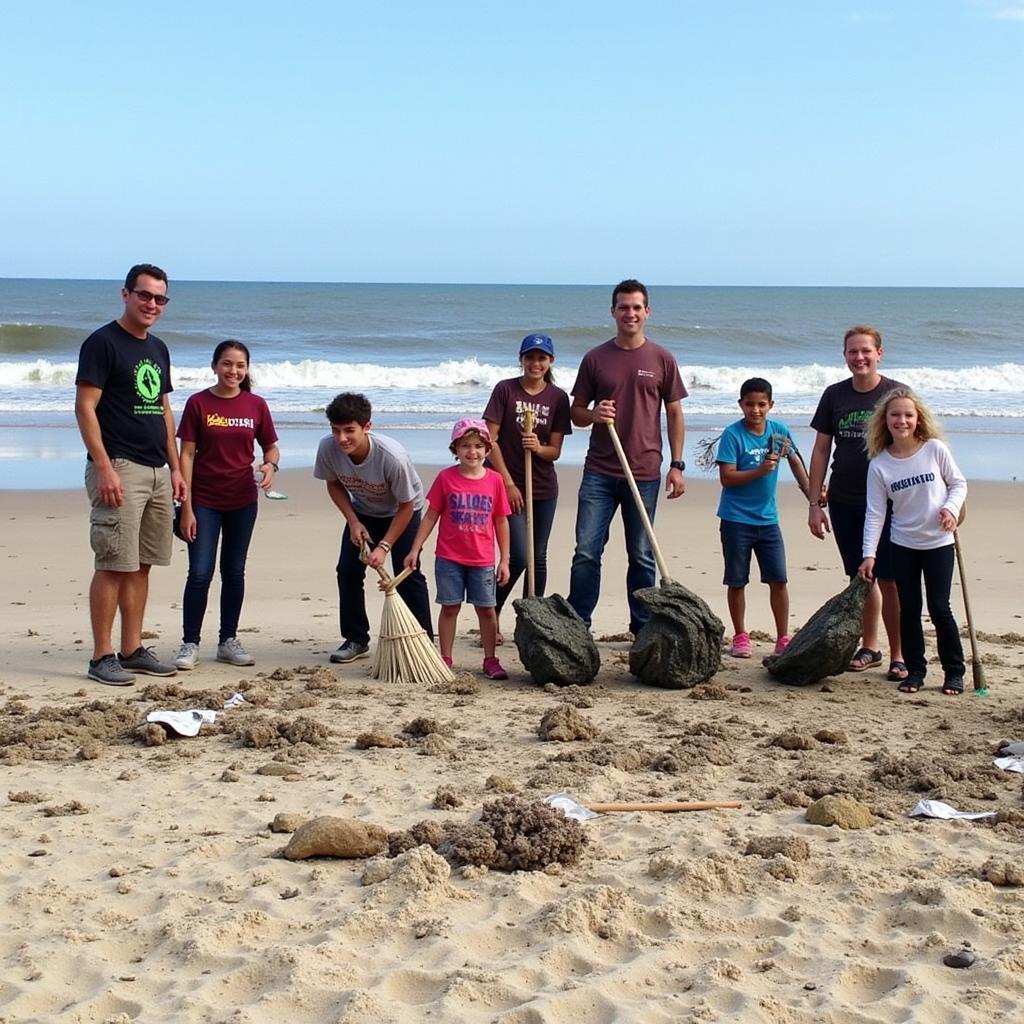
[810,374,905,504]
[76,320,174,468]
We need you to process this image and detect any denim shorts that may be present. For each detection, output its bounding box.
[830,500,895,580]
[435,556,497,607]
[720,519,787,587]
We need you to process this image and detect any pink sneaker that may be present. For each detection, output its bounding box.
[774,635,791,655]
[482,656,508,680]
[441,655,453,669]
[729,632,752,658]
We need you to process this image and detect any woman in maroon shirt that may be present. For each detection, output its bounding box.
[483,334,572,644]
[174,341,279,670]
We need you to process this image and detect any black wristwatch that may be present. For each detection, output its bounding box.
[670,459,686,472]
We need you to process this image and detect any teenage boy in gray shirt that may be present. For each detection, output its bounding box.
[314,392,434,663]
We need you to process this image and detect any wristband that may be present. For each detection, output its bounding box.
[669,459,685,472]
[378,540,392,553]
[264,461,279,471]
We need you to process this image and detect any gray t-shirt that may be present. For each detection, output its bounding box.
[313,432,424,517]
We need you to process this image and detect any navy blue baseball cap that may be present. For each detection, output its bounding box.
[520,333,555,357]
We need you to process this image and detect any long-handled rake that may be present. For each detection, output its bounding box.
[954,529,988,697]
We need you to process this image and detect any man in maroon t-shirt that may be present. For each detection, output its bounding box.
[567,279,687,636]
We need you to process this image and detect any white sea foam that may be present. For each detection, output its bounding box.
[3,357,1023,393]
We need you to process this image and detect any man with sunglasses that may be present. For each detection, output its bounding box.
[75,263,187,684]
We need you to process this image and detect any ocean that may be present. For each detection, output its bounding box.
[1,279,1022,488]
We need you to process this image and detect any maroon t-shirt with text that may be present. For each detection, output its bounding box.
[571,338,686,481]
[483,377,572,501]
[177,389,278,511]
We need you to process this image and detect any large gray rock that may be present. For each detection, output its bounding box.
[513,594,600,686]
[763,577,871,686]
[628,582,724,689]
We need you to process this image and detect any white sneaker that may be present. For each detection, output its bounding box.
[217,637,255,667]
[174,642,200,671]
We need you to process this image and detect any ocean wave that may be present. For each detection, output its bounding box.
[0,323,84,354]
[3,357,1023,394]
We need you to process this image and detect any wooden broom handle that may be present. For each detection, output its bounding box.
[360,541,413,590]
[523,408,536,597]
[606,421,671,581]
[588,801,741,812]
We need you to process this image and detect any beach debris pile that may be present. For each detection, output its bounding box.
[513,593,600,686]
[387,796,588,872]
[628,582,724,689]
[763,577,871,685]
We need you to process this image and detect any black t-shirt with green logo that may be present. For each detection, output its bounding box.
[76,320,174,468]
[810,375,904,504]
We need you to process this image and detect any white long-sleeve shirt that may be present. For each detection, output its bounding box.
[863,438,967,557]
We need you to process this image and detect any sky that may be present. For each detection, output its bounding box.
[2,0,1023,286]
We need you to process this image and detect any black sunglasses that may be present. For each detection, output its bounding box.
[130,289,170,306]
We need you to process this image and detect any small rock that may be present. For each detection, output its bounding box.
[805,795,872,830]
[537,703,597,742]
[279,887,300,899]
[256,792,276,802]
[982,858,1024,886]
[257,763,299,776]
[28,849,47,857]
[270,812,308,833]
[283,816,388,860]
[220,769,241,783]
[943,948,976,969]
[116,879,133,894]
[109,865,128,877]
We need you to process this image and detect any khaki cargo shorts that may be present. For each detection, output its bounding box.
[85,458,173,571]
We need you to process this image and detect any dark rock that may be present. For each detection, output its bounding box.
[628,582,724,689]
[513,594,600,686]
[943,948,976,969]
[763,578,871,686]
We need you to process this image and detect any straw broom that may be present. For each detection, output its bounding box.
[362,544,454,685]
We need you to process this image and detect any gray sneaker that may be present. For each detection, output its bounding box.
[88,653,135,686]
[118,646,177,677]
[330,640,370,664]
[174,642,200,670]
[217,637,255,666]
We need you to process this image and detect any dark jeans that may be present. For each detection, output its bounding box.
[182,502,258,645]
[495,496,558,613]
[337,511,433,644]
[892,541,964,681]
[568,470,659,636]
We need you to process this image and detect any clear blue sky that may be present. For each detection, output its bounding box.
[3,1,1022,285]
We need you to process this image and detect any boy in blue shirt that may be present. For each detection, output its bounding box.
[717,378,811,659]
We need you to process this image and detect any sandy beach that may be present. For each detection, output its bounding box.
[2,467,1023,1023]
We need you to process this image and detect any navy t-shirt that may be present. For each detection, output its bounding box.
[76,320,173,467]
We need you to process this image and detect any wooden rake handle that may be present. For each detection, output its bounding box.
[606,421,671,582]
[588,801,741,813]
[523,408,536,598]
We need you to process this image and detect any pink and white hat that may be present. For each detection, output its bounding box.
[450,417,492,444]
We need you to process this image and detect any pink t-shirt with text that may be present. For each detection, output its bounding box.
[426,465,511,567]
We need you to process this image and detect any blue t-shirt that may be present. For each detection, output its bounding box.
[716,418,798,526]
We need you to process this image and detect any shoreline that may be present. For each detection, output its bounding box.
[3,419,1023,490]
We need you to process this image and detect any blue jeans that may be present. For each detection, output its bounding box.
[568,471,659,635]
[495,496,558,613]
[336,511,433,645]
[182,502,258,645]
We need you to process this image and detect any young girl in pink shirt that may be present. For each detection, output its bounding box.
[405,419,511,679]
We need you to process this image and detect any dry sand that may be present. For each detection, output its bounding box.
[2,467,1023,1023]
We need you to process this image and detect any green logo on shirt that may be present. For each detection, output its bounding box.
[135,359,162,405]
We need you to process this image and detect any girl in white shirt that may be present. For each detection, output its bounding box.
[858,389,967,695]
